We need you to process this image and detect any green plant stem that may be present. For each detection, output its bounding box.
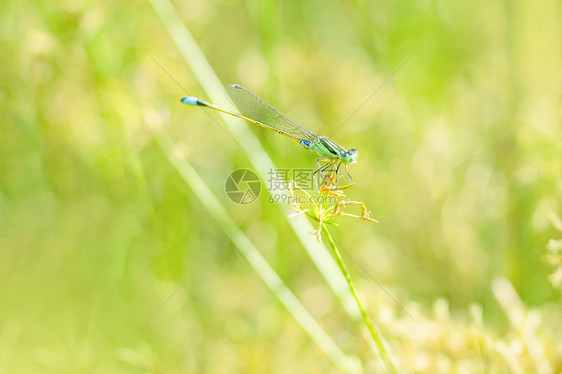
[321,223,397,373]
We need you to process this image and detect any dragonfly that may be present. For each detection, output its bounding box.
[181,84,358,187]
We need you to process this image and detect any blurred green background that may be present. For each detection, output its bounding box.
[1,0,561,372]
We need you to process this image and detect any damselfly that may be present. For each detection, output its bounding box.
[181,84,358,188]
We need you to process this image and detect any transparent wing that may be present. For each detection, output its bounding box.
[226,84,319,143]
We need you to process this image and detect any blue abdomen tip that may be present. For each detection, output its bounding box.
[181,96,198,105]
